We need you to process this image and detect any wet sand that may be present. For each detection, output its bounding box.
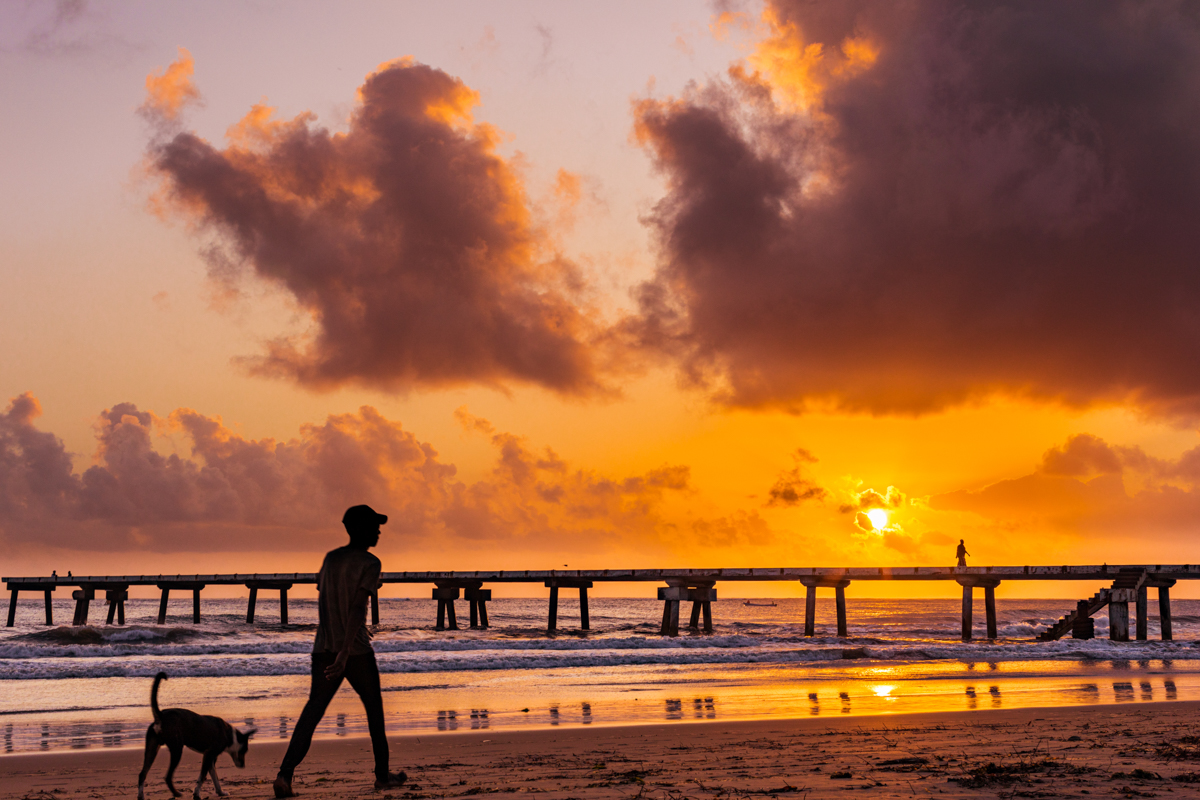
[6,702,1200,798]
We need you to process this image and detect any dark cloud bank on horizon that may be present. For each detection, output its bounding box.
[630,0,1200,415]
[145,3,1200,417]
[934,432,1200,545]
[0,393,691,555]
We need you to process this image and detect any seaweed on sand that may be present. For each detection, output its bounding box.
[951,758,1092,789]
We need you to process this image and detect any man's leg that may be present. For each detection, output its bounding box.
[278,653,342,784]
[343,651,390,782]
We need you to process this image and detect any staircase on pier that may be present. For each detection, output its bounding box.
[1037,568,1147,641]
[1037,587,1111,641]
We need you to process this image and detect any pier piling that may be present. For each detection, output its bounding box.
[545,579,592,633]
[804,583,816,636]
[71,588,93,625]
[658,586,685,636]
[1158,581,1175,640]
[961,583,973,642]
[956,578,1000,641]
[1072,599,1095,639]
[685,583,715,633]
[5,584,57,627]
[658,582,716,635]
[1136,586,1148,640]
[433,584,460,631]
[985,584,998,639]
[1106,569,1146,642]
[157,587,170,624]
[1110,598,1130,641]
[104,589,127,625]
[463,583,490,629]
[799,577,850,638]
[245,582,293,625]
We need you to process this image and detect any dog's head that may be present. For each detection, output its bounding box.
[225,725,256,768]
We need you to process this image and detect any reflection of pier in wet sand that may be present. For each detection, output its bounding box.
[8,671,1200,754]
[5,564,1197,642]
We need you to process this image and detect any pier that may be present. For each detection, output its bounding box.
[5,565,1197,641]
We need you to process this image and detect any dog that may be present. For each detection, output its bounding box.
[137,672,256,800]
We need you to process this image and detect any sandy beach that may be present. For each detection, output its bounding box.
[6,702,1200,799]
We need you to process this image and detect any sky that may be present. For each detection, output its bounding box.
[3,0,1200,598]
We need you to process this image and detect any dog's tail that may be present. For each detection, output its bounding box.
[150,671,167,732]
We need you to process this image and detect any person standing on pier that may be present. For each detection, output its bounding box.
[274,505,407,797]
[956,540,970,567]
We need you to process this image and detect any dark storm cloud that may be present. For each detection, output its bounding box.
[631,1,1200,415]
[146,57,605,396]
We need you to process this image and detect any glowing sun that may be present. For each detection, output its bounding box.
[866,508,889,530]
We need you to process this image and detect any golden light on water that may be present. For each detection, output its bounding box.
[866,509,889,530]
[871,685,896,698]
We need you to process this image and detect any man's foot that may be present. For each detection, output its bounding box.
[374,771,407,790]
[273,776,297,798]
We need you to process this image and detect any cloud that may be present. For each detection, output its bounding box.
[839,485,904,514]
[0,393,80,525]
[453,405,496,436]
[144,56,609,397]
[881,529,953,556]
[0,393,691,559]
[629,1,1200,417]
[140,47,201,123]
[933,432,1200,551]
[765,447,827,506]
[8,0,129,57]
[691,510,773,547]
[1038,433,1125,478]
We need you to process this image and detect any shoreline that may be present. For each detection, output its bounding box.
[4,657,1199,755]
[7,702,1200,797]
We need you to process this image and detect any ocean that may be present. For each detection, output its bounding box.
[2,595,1199,754]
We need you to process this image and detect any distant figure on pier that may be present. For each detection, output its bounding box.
[67,571,72,578]
[956,540,970,567]
[274,505,407,797]
[51,570,57,579]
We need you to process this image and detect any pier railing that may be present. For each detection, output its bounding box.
[4,565,1194,642]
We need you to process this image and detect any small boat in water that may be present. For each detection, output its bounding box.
[743,600,778,607]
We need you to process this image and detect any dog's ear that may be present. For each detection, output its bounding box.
[239,726,257,739]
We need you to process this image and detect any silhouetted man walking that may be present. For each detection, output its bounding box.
[274,505,405,797]
[956,539,970,567]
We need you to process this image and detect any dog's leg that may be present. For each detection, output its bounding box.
[194,752,215,800]
[165,744,184,798]
[138,725,161,800]
[209,762,228,797]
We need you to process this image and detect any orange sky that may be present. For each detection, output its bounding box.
[4,1,1200,599]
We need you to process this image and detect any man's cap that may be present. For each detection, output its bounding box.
[342,504,388,527]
